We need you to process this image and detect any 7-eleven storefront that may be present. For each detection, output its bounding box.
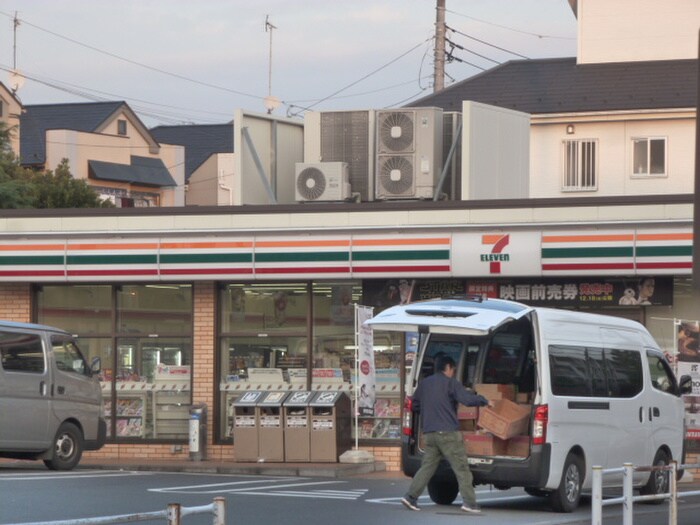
[0,202,696,470]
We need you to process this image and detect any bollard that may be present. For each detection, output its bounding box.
[591,465,603,525]
[212,497,226,525]
[622,463,634,525]
[669,461,678,525]
[167,503,181,525]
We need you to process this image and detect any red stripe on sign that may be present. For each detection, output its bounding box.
[160,268,254,275]
[255,267,352,274]
[542,263,634,271]
[636,262,692,269]
[0,270,65,277]
[67,269,159,276]
[352,265,451,273]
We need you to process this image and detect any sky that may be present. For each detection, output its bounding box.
[0,1,578,128]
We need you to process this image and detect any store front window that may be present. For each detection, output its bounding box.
[217,280,403,443]
[37,284,193,442]
[219,283,309,439]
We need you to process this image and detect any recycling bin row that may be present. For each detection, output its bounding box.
[232,390,351,463]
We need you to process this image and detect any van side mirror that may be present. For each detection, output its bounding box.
[679,374,693,395]
[90,356,101,375]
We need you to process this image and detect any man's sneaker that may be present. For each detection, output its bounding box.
[460,503,482,514]
[401,495,420,511]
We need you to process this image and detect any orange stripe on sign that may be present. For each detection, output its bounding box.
[0,244,64,251]
[160,241,253,249]
[256,240,350,248]
[636,233,693,242]
[481,235,505,244]
[353,238,449,247]
[69,243,158,251]
[542,234,634,243]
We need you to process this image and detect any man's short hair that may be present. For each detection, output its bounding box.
[435,354,456,373]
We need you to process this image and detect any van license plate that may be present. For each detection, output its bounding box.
[468,457,493,465]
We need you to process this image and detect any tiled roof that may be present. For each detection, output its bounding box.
[150,123,233,181]
[88,156,176,187]
[20,101,125,165]
[410,57,698,114]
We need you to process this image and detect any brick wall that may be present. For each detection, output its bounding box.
[0,283,31,322]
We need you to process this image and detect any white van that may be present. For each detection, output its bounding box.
[367,297,691,512]
[0,321,106,470]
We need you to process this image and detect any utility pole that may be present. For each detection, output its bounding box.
[12,11,19,70]
[433,0,446,92]
[693,28,700,291]
[264,15,280,114]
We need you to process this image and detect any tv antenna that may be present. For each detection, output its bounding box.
[263,15,280,114]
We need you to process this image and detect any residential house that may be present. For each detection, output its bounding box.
[412,0,698,200]
[0,81,22,157]
[20,101,185,207]
[150,123,234,206]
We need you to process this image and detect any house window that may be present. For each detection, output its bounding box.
[632,137,666,177]
[117,119,127,136]
[563,139,597,191]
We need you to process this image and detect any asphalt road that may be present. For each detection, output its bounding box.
[2,466,700,525]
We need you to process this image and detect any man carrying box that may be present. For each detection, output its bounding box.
[401,355,489,514]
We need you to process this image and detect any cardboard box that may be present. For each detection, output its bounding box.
[458,404,479,420]
[477,399,530,439]
[474,383,516,401]
[462,431,507,456]
[459,419,476,432]
[506,435,530,457]
[515,392,530,403]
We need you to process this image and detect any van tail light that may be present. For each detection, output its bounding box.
[532,404,548,445]
[403,396,413,436]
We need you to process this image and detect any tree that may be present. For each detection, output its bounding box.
[31,159,115,209]
[0,121,114,209]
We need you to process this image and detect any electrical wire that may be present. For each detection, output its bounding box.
[445,37,500,65]
[446,25,530,60]
[445,8,575,40]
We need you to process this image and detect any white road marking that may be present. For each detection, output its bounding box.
[0,470,152,481]
[148,476,304,492]
[151,479,345,495]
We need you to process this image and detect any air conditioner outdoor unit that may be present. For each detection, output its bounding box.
[303,110,375,201]
[295,162,351,202]
[375,107,443,200]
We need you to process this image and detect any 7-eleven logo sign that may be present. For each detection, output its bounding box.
[481,234,510,274]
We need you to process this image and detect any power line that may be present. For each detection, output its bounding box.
[446,25,530,60]
[445,8,575,40]
[445,37,500,65]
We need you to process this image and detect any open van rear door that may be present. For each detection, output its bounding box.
[365,298,533,335]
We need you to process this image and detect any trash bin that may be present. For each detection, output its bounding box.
[258,391,289,462]
[309,391,352,462]
[283,391,314,462]
[231,391,264,462]
[189,403,207,461]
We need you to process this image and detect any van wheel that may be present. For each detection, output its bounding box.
[427,478,458,505]
[639,449,670,503]
[43,423,83,471]
[549,453,584,512]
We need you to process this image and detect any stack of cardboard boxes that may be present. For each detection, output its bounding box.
[460,384,531,457]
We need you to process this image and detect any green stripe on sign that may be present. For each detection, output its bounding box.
[161,253,253,264]
[67,254,157,265]
[542,247,633,259]
[256,252,349,263]
[636,246,692,257]
[0,255,64,265]
[352,250,450,261]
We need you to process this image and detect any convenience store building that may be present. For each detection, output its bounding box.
[0,196,696,470]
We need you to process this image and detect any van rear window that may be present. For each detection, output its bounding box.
[549,345,642,398]
[0,332,45,373]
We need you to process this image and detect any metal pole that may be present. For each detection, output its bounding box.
[669,461,678,525]
[433,0,445,92]
[591,465,603,525]
[623,463,634,525]
[212,497,225,525]
[167,503,181,525]
[354,303,359,450]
